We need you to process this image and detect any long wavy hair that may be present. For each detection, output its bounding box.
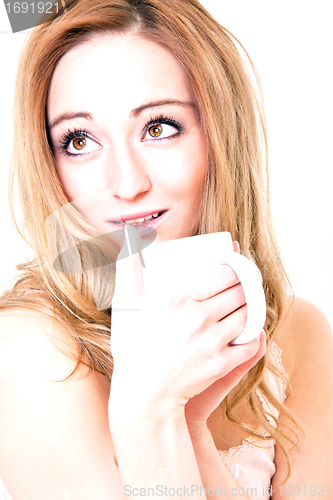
[2,0,298,477]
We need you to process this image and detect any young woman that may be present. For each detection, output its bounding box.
[0,0,332,498]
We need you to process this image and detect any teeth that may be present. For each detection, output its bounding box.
[113,212,161,225]
[132,217,146,223]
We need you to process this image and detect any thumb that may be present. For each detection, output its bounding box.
[113,225,146,304]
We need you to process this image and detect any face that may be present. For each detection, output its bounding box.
[47,33,208,242]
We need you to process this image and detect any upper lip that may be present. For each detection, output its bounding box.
[109,209,166,222]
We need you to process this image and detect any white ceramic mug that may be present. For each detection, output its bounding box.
[140,231,266,345]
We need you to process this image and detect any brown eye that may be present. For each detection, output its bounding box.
[73,137,87,150]
[148,124,163,138]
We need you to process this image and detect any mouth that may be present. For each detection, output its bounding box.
[109,210,167,228]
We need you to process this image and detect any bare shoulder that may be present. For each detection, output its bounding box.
[272,297,333,489]
[274,295,333,381]
[0,305,111,403]
[0,307,120,498]
[0,306,82,381]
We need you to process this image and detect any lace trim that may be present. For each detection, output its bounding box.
[218,341,286,463]
[218,430,275,463]
[267,340,288,398]
[256,342,287,426]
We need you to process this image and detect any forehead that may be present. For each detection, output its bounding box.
[47,33,194,120]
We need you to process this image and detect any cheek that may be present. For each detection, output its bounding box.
[171,146,207,200]
[56,162,105,202]
[55,166,77,201]
[154,138,207,197]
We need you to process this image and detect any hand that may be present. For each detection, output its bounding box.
[184,330,266,434]
[110,229,263,416]
[184,241,266,434]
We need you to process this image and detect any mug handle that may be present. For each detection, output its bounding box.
[222,252,266,345]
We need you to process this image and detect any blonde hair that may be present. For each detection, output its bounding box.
[3,0,298,477]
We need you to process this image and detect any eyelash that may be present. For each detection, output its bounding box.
[57,115,184,157]
[142,115,184,141]
[58,128,90,157]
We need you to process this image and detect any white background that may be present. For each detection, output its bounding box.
[0,1,332,328]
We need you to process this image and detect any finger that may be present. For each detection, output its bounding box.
[191,264,240,301]
[216,331,266,389]
[219,330,265,377]
[228,330,266,377]
[192,242,240,300]
[207,304,248,346]
[200,282,246,323]
[113,225,146,302]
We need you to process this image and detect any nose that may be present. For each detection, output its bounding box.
[108,142,152,201]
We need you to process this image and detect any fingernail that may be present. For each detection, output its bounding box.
[235,241,240,253]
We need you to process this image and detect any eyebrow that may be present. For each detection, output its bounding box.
[130,99,196,118]
[48,100,196,129]
[48,111,94,130]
